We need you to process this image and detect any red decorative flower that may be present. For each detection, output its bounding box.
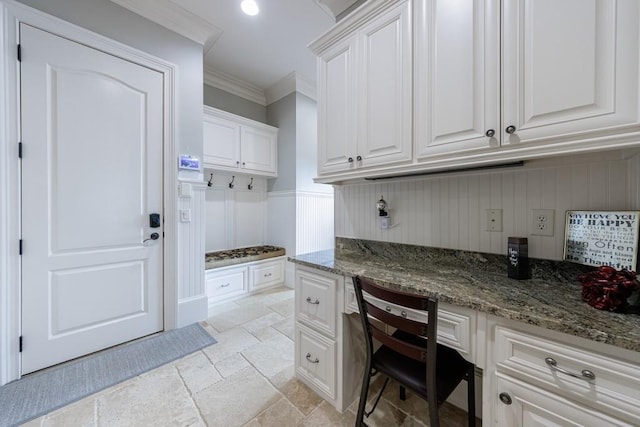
[578,266,639,312]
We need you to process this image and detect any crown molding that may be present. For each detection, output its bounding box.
[109,0,222,45]
[265,72,317,105]
[203,66,267,106]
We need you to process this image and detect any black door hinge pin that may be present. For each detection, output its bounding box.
[18,142,22,158]
[19,239,22,255]
[17,44,21,62]
[19,336,23,352]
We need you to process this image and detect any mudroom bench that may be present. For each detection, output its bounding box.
[205,246,286,311]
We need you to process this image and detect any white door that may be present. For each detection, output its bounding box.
[502,0,640,145]
[415,0,500,159]
[240,126,277,174]
[357,0,412,167]
[20,24,164,374]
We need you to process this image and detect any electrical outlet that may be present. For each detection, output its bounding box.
[486,209,503,232]
[531,209,554,236]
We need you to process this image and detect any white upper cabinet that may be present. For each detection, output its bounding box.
[314,0,412,176]
[415,0,500,159]
[502,0,640,147]
[313,0,640,183]
[203,106,278,177]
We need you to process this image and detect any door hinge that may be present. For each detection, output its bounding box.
[19,239,22,255]
[18,142,22,158]
[17,44,21,62]
[19,336,23,352]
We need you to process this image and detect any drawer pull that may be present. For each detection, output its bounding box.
[545,357,596,381]
[306,297,320,305]
[264,273,272,277]
[220,283,231,288]
[306,353,319,364]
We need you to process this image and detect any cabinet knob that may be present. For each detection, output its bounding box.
[348,157,354,163]
[242,162,246,166]
[236,161,240,165]
[499,392,512,405]
[505,125,516,134]
[485,129,495,137]
[356,155,362,161]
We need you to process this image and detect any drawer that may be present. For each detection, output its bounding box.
[206,268,246,301]
[295,269,340,338]
[344,280,475,362]
[295,323,336,400]
[495,326,640,424]
[249,258,284,291]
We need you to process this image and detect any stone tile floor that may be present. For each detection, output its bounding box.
[22,286,476,426]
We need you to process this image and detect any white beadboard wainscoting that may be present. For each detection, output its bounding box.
[268,190,334,287]
[204,171,267,252]
[177,179,207,327]
[335,150,640,261]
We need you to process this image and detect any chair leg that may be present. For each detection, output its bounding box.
[399,385,406,401]
[466,364,476,427]
[356,369,373,427]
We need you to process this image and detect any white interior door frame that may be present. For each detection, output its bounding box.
[0,0,178,385]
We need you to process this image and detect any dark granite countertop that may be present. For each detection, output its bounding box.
[206,245,285,269]
[288,239,640,353]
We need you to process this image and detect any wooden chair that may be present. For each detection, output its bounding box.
[352,275,476,427]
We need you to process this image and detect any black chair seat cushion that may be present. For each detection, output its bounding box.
[373,330,469,405]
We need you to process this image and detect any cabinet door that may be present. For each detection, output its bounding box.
[317,38,357,174]
[415,0,500,159]
[240,126,277,175]
[502,0,640,146]
[357,0,412,167]
[203,114,240,169]
[495,374,631,426]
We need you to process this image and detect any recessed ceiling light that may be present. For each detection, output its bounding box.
[241,0,259,16]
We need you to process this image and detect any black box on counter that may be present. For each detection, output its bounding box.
[508,237,530,280]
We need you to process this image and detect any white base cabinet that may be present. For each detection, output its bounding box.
[486,318,640,426]
[206,256,285,311]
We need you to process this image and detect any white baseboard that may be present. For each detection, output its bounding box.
[176,295,208,328]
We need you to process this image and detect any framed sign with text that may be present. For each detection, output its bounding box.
[564,210,639,270]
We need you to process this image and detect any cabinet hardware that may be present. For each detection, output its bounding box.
[505,125,516,134]
[306,353,319,363]
[228,175,235,189]
[348,157,354,163]
[242,162,246,166]
[221,283,231,288]
[306,297,320,305]
[485,129,495,137]
[264,273,272,277]
[499,392,512,405]
[356,155,362,161]
[544,357,596,381]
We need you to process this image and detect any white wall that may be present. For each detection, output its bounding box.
[335,150,640,260]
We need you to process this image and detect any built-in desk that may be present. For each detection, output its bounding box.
[288,239,640,426]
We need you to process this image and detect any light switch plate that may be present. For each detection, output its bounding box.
[486,209,503,232]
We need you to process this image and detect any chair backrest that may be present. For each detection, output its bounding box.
[352,275,438,386]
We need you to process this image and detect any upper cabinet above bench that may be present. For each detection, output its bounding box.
[203,106,278,177]
[310,0,640,184]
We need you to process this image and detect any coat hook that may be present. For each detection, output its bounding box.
[207,172,214,187]
[228,175,235,189]
[248,177,254,190]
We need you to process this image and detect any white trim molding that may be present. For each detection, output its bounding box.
[109,0,222,46]
[265,71,317,104]
[0,0,179,385]
[204,65,267,106]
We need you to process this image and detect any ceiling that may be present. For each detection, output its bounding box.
[110,0,360,105]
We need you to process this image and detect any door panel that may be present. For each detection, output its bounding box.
[502,0,640,144]
[20,24,164,374]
